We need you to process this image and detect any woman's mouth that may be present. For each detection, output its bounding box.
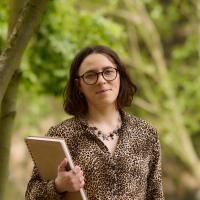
[96,89,111,94]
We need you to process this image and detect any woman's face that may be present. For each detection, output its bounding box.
[78,53,120,109]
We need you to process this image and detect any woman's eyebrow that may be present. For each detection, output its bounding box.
[84,66,114,73]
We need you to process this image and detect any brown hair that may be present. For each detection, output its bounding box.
[63,45,137,116]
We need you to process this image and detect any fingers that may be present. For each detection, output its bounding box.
[57,161,85,190]
[56,161,85,193]
[58,158,68,172]
[74,166,81,174]
[79,176,85,188]
[72,166,85,188]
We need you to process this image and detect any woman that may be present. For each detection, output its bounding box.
[25,45,164,199]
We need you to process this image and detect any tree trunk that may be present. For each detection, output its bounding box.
[0,69,21,199]
[0,0,49,198]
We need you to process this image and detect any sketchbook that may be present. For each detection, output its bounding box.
[25,136,88,200]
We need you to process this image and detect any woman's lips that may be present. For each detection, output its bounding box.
[96,89,111,94]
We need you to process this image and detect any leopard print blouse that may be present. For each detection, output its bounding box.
[25,111,164,200]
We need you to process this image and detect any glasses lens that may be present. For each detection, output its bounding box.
[83,72,97,84]
[103,68,117,81]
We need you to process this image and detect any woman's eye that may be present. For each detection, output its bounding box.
[85,73,96,79]
[104,70,113,75]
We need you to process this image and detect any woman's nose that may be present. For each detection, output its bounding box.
[96,73,106,84]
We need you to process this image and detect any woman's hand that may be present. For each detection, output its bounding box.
[54,158,85,193]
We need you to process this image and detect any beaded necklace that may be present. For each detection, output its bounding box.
[89,115,121,141]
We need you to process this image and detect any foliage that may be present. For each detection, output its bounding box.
[0,0,199,198]
[77,0,200,155]
[21,0,127,95]
[0,1,8,52]
[143,0,200,134]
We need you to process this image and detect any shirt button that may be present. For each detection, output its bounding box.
[112,190,117,196]
[111,165,116,170]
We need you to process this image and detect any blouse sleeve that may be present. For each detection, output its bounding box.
[146,128,165,200]
[25,127,65,200]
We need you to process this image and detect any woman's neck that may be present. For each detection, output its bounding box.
[87,105,120,128]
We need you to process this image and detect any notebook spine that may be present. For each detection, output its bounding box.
[25,139,41,174]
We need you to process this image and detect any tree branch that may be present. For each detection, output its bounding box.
[0,0,49,109]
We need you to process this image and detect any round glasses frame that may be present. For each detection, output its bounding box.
[77,67,119,85]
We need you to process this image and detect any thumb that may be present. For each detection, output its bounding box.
[58,158,68,172]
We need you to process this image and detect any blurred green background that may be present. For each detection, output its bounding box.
[0,0,200,199]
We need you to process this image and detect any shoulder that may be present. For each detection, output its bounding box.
[46,117,80,138]
[123,111,159,142]
[124,111,156,130]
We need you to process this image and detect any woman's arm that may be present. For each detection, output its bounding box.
[25,165,64,200]
[25,125,84,199]
[25,126,65,200]
[146,128,165,200]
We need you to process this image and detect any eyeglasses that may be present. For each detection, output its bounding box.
[77,67,119,85]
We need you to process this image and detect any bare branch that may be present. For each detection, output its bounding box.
[133,97,160,114]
